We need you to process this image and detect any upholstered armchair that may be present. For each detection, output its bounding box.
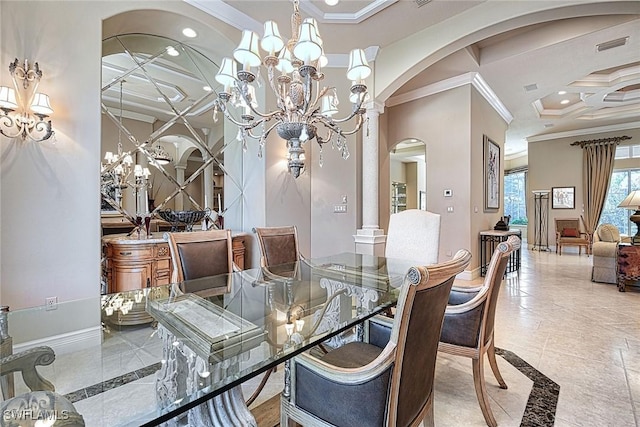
[280,249,472,427]
[555,217,591,255]
[386,209,441,265]
[439,235,520,427]
[592,224,625,284]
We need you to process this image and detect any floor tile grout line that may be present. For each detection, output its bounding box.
[619,349,639,427]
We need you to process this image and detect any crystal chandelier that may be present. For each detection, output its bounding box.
[213,0,371,178]
[0,58,54,142]
[101,81,151,211]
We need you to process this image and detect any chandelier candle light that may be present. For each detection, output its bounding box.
[0,58,54,142]
[213,0,371,178]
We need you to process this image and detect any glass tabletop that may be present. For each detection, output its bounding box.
[4,252,404,426]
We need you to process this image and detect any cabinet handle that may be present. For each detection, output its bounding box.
[119,251,132,256]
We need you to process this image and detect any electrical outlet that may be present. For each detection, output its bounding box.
[45,296,58,311]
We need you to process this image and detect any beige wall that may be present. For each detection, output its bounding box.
[382,85,507,272]
[528,127,640,250]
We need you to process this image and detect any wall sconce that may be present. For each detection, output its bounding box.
[0,58,54,142]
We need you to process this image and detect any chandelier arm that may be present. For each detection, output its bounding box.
[305,84,330,119]
[316,114,364,137]
[237,83,280,120]
[247,120,279,140]
[216,101,251,128]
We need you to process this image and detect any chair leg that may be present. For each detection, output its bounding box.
[423,395,435,427]
[486,342,507,389]
[472,357,498,427]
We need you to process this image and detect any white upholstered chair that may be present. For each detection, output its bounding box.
[386,209,441,265]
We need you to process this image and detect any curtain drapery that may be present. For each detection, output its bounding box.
[571,136,631,238]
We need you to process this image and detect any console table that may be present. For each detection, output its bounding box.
[479,229,522,276]
[617,243,640,292]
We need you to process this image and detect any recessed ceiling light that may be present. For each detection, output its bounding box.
[325,0,339,5]
[558,90,567,95]
[166,46,179,56]
[182,28,197,38]
[560,99,570,105]
[203,86,212,92]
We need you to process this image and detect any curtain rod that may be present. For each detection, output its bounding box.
[570,135,631,147]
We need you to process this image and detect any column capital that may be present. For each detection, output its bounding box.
[174,164,187,170]
[365,101,385,115]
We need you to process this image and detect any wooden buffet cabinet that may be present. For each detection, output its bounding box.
[103,233,246,293]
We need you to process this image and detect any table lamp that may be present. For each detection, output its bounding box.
[618,190,640,245]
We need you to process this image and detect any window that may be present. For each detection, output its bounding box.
[600,169,640,235]
[504,171,527,225]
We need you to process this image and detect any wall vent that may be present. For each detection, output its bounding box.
[415,0,433,7]
[596,37,629,52]
[524,83,538,92]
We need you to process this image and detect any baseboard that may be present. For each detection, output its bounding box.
[458,267,479,281]
[12,326,102,355]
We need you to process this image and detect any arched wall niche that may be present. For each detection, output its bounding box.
[389,137,427,213]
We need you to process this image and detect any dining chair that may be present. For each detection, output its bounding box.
[0,310,85,426]
[386,209,441,264]
[438,235,521,427]
[165,230,234,291]
[281,249,472,427]
[254,225,305,281]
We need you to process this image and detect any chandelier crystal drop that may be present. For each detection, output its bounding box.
[213,0,371,178]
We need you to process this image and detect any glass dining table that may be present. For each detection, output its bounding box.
[3,253,407,426]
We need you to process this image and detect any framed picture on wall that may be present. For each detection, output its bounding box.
[484,135,500,211]
[552,186,575,209]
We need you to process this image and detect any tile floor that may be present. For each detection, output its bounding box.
[9,246,640,426]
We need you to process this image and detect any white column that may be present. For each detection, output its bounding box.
[354,101,386,256]
[202,128,214,210]
[175,165,186,211]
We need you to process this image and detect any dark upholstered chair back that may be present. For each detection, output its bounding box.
[166,230,233,288]
[396,274,457,426]
[387,249,472,426]
[255,226,300,267]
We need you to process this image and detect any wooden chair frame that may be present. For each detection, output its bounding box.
[555,217,591,256]
[281,249,472,427]
[438,235,520,427]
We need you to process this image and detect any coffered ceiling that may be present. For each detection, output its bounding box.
[106,0,640,159]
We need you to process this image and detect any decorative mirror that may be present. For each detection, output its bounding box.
[101,33,243,233]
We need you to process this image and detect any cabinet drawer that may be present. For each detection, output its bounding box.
[113,247,153,259]
[156,258,171,271]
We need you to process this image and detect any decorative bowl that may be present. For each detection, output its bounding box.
[157,209,208,232]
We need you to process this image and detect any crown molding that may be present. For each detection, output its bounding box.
[386,72,513,124]
[527,121,640,143]
[300,0,398,24]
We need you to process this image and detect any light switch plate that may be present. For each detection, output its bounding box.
[334,205,347,213]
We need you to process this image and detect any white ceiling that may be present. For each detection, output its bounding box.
[105,0,640,159]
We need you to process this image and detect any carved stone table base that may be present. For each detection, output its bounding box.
[155,325,257,426]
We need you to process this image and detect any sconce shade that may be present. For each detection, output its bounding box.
[294,22,323,63]
[234,30,261,69]
[618,190,640,209]
[31,93,53,116]
[261,21,284,54]
[0,86,17,109]
[346,48,371,81]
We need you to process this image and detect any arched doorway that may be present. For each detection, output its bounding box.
[389,138,427,214]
